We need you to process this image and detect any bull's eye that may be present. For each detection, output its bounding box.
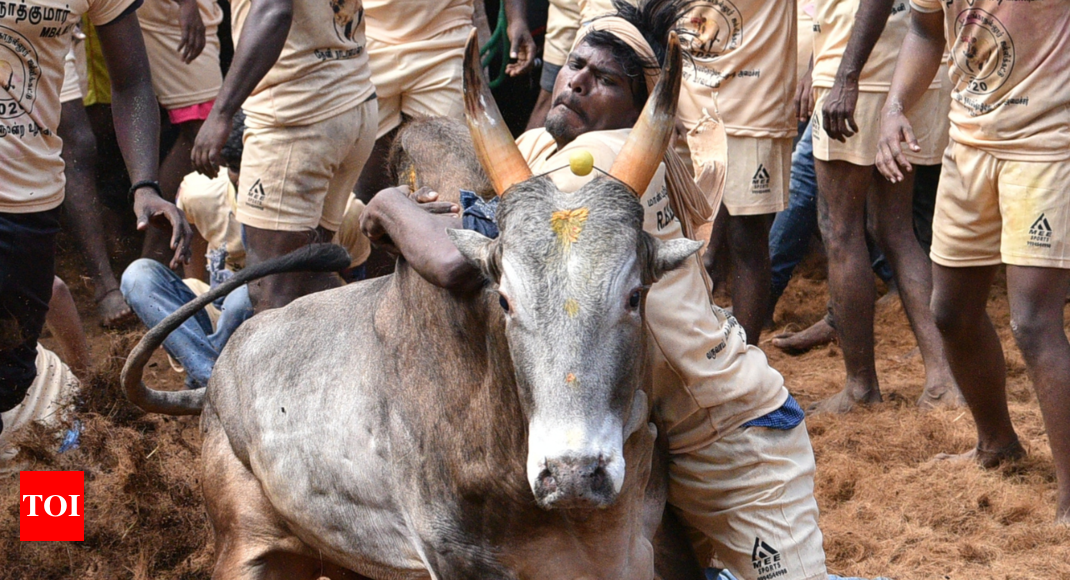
[628,289,642,310]
[499,294,511,313]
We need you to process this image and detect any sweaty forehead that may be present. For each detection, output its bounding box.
[567,41,630,80]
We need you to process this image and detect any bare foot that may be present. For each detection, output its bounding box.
[917,381,967,410]
[806,384,882,415]
[96,287,135,328]
[772,317,836,355]
[934,438,1026,469]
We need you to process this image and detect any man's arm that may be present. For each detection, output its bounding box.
[191,0,293,176]
[176,0,207,64]
[504,0,535,77]
[875,9,944,182]
[97,12,193,269]
[822,0,896,141]
[360,187,484,292]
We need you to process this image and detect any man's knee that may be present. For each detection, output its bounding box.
[931,293,973,338]
[120,258,171,302]
[1009,307,1063,360]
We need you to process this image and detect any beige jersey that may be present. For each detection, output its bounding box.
[812,0,939,92]
[579,0,628,22]
[176,172,245,270]
[676,0,797,139]
[138,0,222,33]
[364,0,472,44]
[231,0,374,127]
[0,0,135,213]
[911,0,1070,161]
[798,1,815,82]
[516,128,787,435]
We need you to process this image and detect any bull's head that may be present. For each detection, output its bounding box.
[448,31,701,510]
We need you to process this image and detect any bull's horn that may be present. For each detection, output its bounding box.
[608,31,683,197]
[463,29,532,196]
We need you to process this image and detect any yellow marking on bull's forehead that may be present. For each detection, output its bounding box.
[564,298,580,318]
[551,207,589,250]
[406,165,417,190]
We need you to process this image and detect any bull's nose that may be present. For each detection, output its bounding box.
[533,455,616,509]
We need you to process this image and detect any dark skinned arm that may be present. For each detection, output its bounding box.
[875,9,945,183]
[822,0,895,141]
[97,12,193,268]
[360,187,484,293]
[191,0,293,177]
[504,0,535,76]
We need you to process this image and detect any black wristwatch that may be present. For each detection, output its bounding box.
[129,180,163,202]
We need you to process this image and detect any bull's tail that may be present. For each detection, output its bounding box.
[121,243,352,415]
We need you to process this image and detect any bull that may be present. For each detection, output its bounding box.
[122,31,703,580]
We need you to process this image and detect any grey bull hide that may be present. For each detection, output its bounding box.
[121,31,705,580]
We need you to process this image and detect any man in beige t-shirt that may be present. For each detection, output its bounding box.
[875,0,1070,524]
[674,0,797,345]
[804,0,959,413]
[191,0,377,313]
[353,0,534,203]
[1,0,190,436]
[136,0,225,263]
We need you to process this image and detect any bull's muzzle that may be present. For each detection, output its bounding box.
[533,454,618,509]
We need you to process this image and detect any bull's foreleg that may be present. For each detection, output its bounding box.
[201,407,368,580]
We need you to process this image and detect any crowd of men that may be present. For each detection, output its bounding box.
[1,0,1068,576]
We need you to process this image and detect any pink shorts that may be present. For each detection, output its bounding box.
[168,100,214,125]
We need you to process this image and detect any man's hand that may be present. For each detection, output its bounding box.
[191,108,232,178]
[176,0,206,64]
[821,76,860,142]
[409,187,459,216]
[506,21,535,77]
[875,100,919,183]
[793,59,815,122]
[133,188,193,269]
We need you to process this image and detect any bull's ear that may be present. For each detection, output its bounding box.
[447,228,501,281]
[640,232,703,282]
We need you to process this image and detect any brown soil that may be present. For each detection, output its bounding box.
[1,242,1067,579]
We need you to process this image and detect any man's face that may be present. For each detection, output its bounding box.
[545,40,643,146]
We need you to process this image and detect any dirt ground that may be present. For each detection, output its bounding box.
[1,238,1068,580]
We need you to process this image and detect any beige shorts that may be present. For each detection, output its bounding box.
[544,0,582,68]
[667,420,827,580]
[931,141,1070,269]
[141,23,222,110]
[236,100,378,232]
[811,84,950,167]
[723,136,792,216]
[60,41,88,104]
[368,24,468,138]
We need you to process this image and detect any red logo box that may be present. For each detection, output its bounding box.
[19,471,84,541]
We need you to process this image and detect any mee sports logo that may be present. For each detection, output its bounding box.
[19,471,84,541]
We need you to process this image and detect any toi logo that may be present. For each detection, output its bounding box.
[19,471,84,541]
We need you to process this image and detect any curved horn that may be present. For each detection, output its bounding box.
[609,32,683,197]
[463,29,532,195]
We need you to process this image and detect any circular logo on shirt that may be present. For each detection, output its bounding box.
[330,0,363,43]
[951,8,1015,95]
[676,0,743,63]
[0,25,39,119]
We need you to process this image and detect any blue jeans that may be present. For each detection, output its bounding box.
[769,121,894,308]
[120,259,253,389]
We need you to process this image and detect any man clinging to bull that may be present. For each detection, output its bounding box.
[360,1,829,578]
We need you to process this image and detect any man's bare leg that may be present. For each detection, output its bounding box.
[1005,265,1070,523]
[773,312,837,354]
[58,100,133,327]
[143,119,202,264]
[810,159,882,413]
[870,171,964,409]
[931,264,1026,466]
[725,213,774,345]
[243,225,342,313]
